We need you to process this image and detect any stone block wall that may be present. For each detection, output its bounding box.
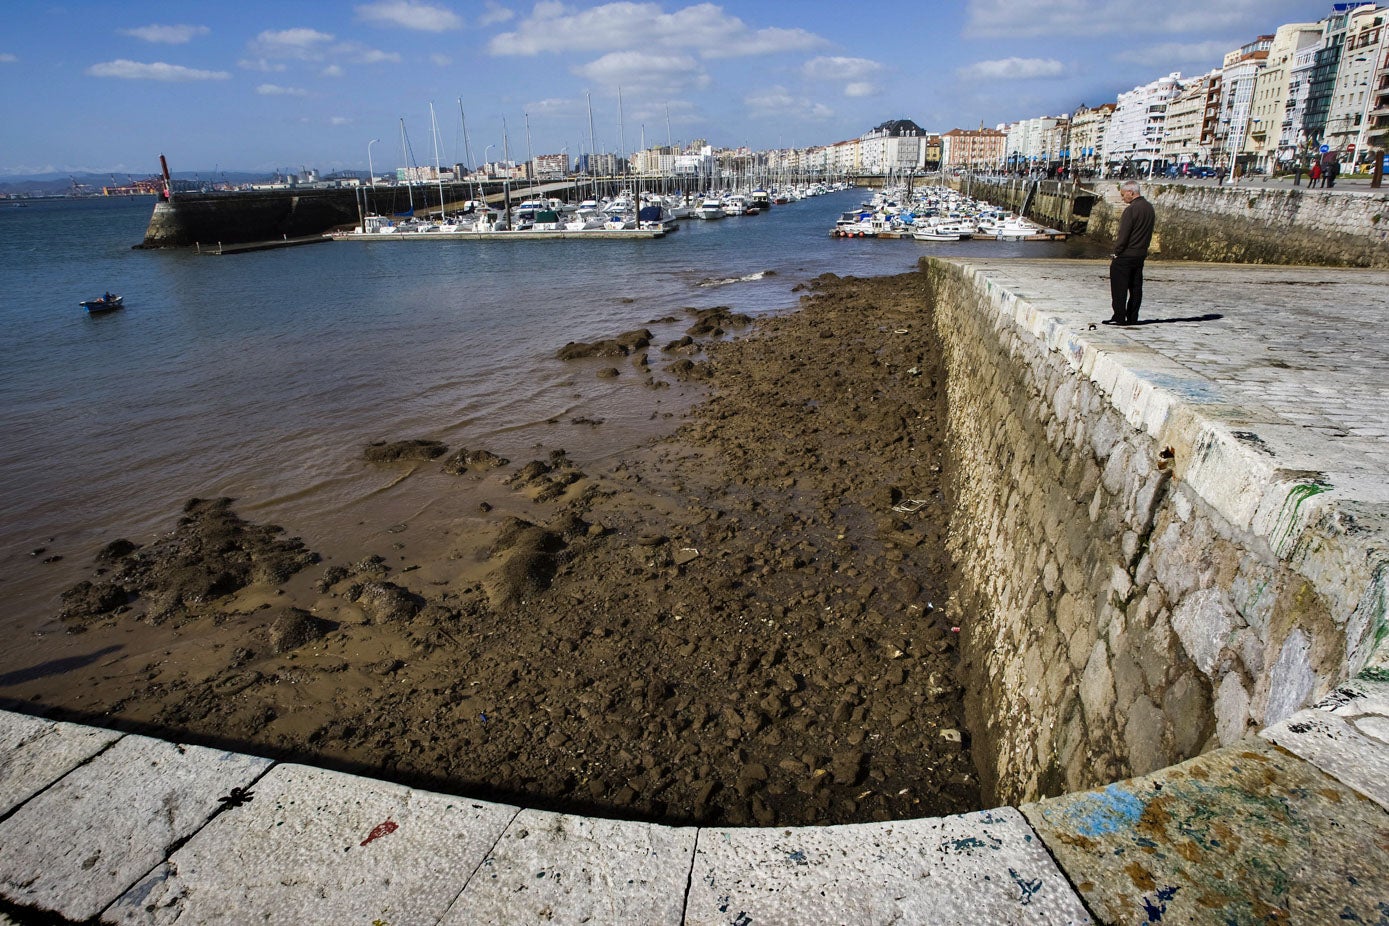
[1085,183,1389,267]
[924,258,1378,807]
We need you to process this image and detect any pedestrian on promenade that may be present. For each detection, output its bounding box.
[1310,161,1322,188]
[1325,159,1340,189]
[1104,180,1155,327]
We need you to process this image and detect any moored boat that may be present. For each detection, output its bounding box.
[694,197,726,220]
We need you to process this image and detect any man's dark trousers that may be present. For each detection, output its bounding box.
[1109,256,1144,324]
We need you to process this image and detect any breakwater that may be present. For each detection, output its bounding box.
[926,257,1387,805]
[136,181,574,249]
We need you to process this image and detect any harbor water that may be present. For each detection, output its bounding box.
[0,191,1104,640]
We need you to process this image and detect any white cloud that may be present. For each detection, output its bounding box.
[322,64,345,77]
[257,83,308,96]
[85,59,230,81]
[353,47,403,64]
[355,1,463,31]
[957,57,1065,80]
[249,28,336,60]
[964,0,1278,37]
[844,82,878,98]
[238,58,288,72]
[523,97,580,115]
[430,53,452,66]
[330,116,353,125]
[573,50,709,97]
[491,2,825,58]
[745,86,832,120]
[0,53,16,64]
[478,1,514,26]
[802,56,883,82]
[119,24,210,44]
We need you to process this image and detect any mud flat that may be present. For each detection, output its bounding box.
[7,273,973,828]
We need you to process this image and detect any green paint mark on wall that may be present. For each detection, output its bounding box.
[1273,482,1329,558]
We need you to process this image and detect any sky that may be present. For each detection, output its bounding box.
[0,0,1354,178]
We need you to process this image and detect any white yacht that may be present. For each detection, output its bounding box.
[694,197,726,220]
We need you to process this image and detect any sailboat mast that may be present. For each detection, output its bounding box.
[458,98,477,203]
[501,116,512,228]
[617,86,626,194]
[524,111,537,199]
[586,90,599,200]
[400,117,414,212]
[429,101,445,219]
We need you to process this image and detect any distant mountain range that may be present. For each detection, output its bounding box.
[0,170,282,197]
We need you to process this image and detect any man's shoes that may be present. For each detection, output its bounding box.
[1101,318,1125,326]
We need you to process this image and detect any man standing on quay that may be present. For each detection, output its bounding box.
[1105,179,1155,326]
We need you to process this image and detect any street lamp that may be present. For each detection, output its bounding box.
[367,138,380,188]
[484,144,495,179]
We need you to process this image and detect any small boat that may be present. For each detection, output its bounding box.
[81,293,124,313]
[913,220,977,242]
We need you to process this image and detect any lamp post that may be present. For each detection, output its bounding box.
[484,144,495,178]
[367,138,380,188]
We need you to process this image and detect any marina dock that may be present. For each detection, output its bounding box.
[332,226,669,242]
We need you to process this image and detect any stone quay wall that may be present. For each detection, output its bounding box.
[961,175,1389,267]
[924,257,1384,806]
[1089,183,1389,267]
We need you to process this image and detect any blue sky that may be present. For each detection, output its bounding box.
[0,0,1348,177]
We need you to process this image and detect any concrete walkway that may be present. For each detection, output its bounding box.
[1,260,1387,924]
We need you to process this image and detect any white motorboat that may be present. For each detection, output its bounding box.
[694,197,726,219]
[913,221,976,242]
[722,194,750,216]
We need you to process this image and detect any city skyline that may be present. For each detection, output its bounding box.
[0,0,1351,177]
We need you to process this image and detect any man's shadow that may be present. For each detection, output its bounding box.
[1129,313,1223,325]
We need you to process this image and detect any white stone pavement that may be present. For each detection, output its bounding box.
[1,259,1387,924]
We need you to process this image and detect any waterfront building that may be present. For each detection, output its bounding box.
[1303,3,1378,146]
[1248,24,1323,172]
[1068,103,1115,176]
[924,134,942,170]
[857,119,929,174]
[1005,116,1064,172]
[531,152,569,178]
[1365,24,1389,155]
[1218,36,1272,176]
[1161,71,1222,169]
[1106,72,1184,175]
[578,152,623,176]
[939,127,1007,169]
[631,147,678,176]
[1285,38,1322,164]
[1327,5,1389,167]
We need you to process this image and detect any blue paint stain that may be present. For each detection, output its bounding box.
[1142,885,1179,922]
[787,849,808,866]
[1009,867,1043,906]
[1069,785,1147,837]
[950,836,988,851]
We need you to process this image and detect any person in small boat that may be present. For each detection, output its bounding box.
[104,292,112,301]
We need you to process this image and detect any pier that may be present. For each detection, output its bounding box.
[2,257,1385,924]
